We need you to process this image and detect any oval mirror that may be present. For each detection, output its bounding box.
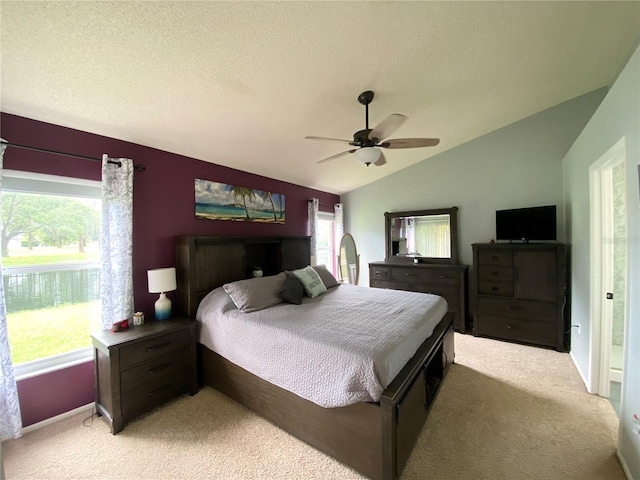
[338,233,360,285]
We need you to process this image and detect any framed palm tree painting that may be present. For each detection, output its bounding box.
[195,179,285,223]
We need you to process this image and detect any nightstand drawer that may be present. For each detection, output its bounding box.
[121,349,192,390]
[120,329,191,369]
[478,250,513,267]
[121,367,192,415]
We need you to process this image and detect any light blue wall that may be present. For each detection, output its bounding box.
[562,44,640,478]
[342,88,606,286]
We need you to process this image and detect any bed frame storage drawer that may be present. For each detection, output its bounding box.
[370,262,469,332]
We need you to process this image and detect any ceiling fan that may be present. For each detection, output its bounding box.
[306,91,440,166]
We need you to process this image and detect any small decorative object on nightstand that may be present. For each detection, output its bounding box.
[147,267,177,320]
[92,317,197,434]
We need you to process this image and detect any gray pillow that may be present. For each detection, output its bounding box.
[279,272,305,305]
[292,266,328,298]
[223,272,286,312]
[311,264,340,288]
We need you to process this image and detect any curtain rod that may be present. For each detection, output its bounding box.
[0,141,146,172]
[308,199,341,207]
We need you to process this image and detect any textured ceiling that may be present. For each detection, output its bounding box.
[1,1,639,194]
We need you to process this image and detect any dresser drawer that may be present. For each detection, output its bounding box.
[370,267,392,281]
[478,266,513,283]
[478,250,513,267]
[121,367,192,415]
[478,297,555,324]
[391,267,433,283]
[120,329,191,369]
[430,269,460,286]
[370,279,393,289]
[120,349,192,391]
[478,281,514,297]
[475,315,556,346]
[396,282,458,307]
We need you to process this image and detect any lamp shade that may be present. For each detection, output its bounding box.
[147,267,177,293]
[354,147,381,166]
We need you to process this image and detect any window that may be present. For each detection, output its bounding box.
[316,212,338,276]
[2,170,101,378]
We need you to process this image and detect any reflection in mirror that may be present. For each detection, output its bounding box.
[391,214,451,258]
[338,233,360,285]
[385,207,459,264]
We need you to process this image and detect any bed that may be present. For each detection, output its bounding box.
[175,236,454,480]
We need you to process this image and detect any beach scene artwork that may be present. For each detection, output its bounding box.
[195,178,285,223]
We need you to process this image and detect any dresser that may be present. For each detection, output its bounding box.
[369,261,469,332]
[92,317,198,434]
[471,243,568,351]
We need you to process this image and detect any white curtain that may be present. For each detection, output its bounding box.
[308,198,319,264]
[100,155,134,330]
[334,202,344,245]
[0,140,22,440]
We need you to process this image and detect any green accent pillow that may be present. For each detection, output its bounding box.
[292,266,328,298]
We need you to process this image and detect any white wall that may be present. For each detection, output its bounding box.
[562,44,640,478]
[342,88,606,286]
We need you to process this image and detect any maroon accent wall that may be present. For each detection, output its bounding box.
[1,112,340,426]
[16,362,95,427]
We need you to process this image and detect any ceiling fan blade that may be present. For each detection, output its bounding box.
[316,149,357,164]
[379,138,440,149]
[305,136,352,143]
[373,151,387,167]
[368,114,407,142]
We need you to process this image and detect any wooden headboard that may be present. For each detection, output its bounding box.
[175,236,311,318]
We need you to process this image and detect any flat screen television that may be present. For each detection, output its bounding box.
[495,205,557,242]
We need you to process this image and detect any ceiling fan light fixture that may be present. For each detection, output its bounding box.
[355,147,381,166]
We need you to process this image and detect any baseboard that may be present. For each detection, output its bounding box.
[21,403,94,435]
[617,449,632,480]
[570,350,592,393]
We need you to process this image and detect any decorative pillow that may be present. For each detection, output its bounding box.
[279,272,305,305]
[292,266,328,298]
[223,272,286,312]
[311,264,340,288]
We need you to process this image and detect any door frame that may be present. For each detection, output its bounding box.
[588,136,628,397]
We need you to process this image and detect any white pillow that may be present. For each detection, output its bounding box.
[292,266,328,298]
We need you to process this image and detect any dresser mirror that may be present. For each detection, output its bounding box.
[384,207,459,264]
[338,233,360,285]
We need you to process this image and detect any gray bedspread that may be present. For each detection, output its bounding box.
[196,283,448,408]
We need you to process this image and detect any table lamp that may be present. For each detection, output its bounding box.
[147,267,177,320]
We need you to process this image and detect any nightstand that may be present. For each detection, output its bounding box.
[91,316,198,434]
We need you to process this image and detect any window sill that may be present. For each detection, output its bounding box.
[13,347,93,381]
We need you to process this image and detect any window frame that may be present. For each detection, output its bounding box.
[317,211,338,276]
[2,169,101,380]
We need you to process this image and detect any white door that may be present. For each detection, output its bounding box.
[589,138,627,412]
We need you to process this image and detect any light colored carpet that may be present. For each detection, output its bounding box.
[3,333,624,480]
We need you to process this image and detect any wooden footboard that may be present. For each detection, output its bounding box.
[199,312,454,480]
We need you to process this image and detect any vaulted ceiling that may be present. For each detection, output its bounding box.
[1,2,639,194]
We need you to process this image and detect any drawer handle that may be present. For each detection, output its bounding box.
[146,341,171,352]
[506,324,512,329]
[491,256,499,260]
[505,305,521,310]
[148,384,173,397]
[491,286,499,291]
[405,273,418,277]
[147,363,171,375]
[491,271,499,276]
